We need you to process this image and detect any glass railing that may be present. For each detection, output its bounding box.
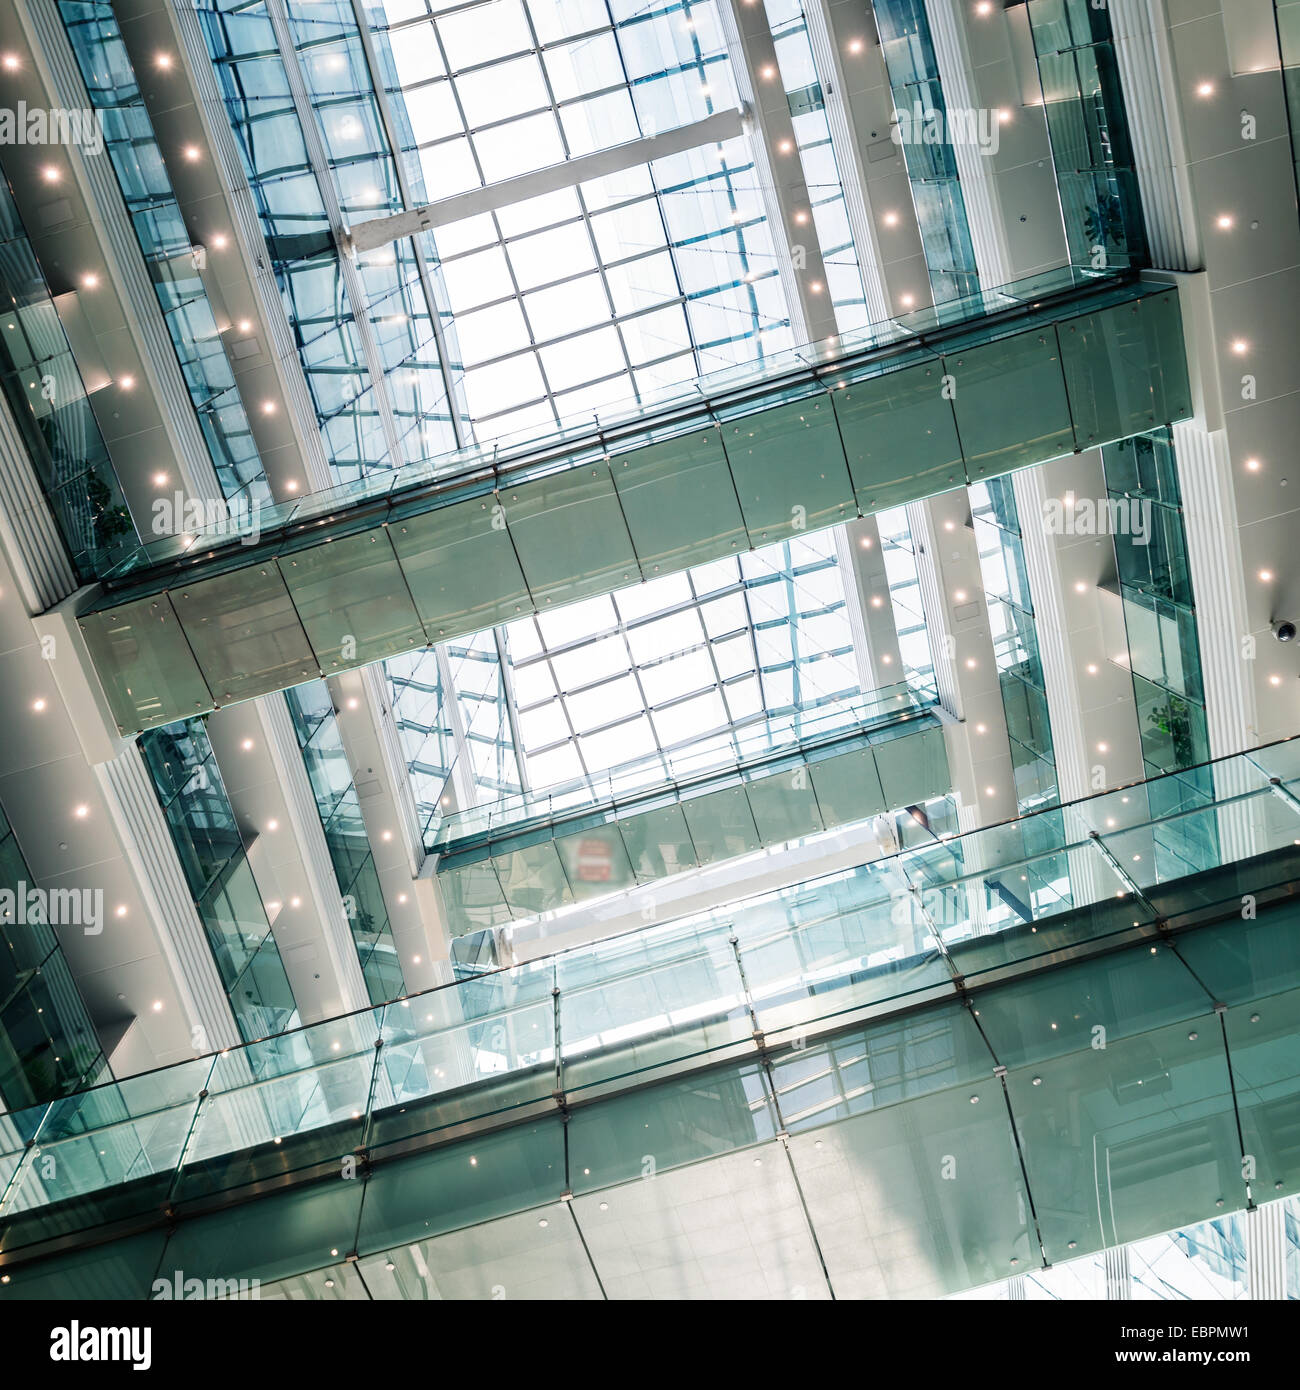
[2,736,1299,1273]
[94,264,1128,586]
[77,266,1191,736]
[427,678,937,851]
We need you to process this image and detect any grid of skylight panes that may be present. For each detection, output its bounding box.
[495,532,861,792]
[372,0,796,436]
[199,0,463,482]
[876,506,937,688]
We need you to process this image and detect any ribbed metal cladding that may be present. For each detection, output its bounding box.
[258,695,372,1013]
[1104,1243,1132,1298]
[1109,0,1201,272]
[924,0,1013,285]
[1011,468,1094,802]
[1173,421,1257,758]
[22,0,224,506]
[1246,1201,1287,1300]
[173,0,334,493]
[97,747,242,1054]
[0,393,77,610]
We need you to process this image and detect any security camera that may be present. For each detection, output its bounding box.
[1273,620,1297,644]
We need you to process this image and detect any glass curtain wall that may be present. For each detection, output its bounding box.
[0,804,107,1114]
[139,721,299,1041]
[874,0,980,302]
[1024,0,1148,271]
[286,683,407,1004]
[196,0,461,479]
[1100,429,1213,876]
[57,2,270,507]
[0,174,135,580]
[971,476,1059,811]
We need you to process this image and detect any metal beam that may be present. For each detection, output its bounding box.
[346,108,746,254]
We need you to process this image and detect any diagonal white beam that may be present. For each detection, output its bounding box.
[346,109,746,254]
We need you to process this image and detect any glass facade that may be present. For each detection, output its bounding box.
[0,174,136,580]
[78,273,1193,735]
[762,0,871,331]
[874,0,980,302]
[0,804,106,1114]
[3,739,1300,1296]
[1025,0,1148,271]
[59,2,271,507]
[971,476,1058,811]
[286,684,407,1004]
[140,721,299,1042]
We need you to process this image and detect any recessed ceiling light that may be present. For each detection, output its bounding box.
[31,698,46,712]
[155,53,173,70]
[81,272,99,289]
[40,165,60,183]
[73,804,89,819]
[182,144,201,161]
[266,818,279,831]
[1,54,20,71]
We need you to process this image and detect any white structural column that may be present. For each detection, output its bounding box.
[329,666,455,989]
[807,0,931,316]
[115,0,333,499]
[206,700,371,1022]
[1011,459,1146,801]
[1104,1244,1133,1298]
[924,0,1067,285]
[918,0,1143,799]
[718,0,837,342]
[835,518,904,691]
[1101,3,1300,756]
[800,0,892,321]
[907,492,1018,828]
[1110,0,1203,272]
[1246,1200,1287,1299]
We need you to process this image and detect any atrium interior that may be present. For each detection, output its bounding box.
[0,0,1297,1302]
